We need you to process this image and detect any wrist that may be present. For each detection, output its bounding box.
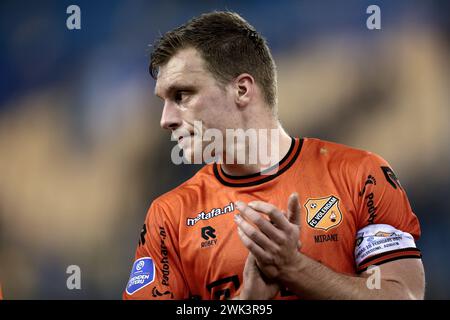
[279,251,304,286]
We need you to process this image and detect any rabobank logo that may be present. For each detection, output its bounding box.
[126,257,155,295]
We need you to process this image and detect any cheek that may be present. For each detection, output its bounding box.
[198,93,232,124]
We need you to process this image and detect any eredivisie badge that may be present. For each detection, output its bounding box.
[305,195,343,231]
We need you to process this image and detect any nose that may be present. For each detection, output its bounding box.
[160,101,182,131]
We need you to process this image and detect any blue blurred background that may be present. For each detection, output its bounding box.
[0,0,448,299]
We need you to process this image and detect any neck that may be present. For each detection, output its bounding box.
[220,123,292,176]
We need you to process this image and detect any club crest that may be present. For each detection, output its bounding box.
[305,195,343,231]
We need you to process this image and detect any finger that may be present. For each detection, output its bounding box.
[236,224,273,263]
[234,214,278,253]
[247,201,291,231]
[235,201,285,244]
[287,193,301,226]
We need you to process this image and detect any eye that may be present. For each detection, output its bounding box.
[174,91,187,104]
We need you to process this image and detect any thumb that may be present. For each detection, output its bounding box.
[244,253,257,270]
[287,192,301,226]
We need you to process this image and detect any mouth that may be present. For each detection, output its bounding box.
[178,133,194,143]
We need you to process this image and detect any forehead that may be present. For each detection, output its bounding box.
[154,48,212,97]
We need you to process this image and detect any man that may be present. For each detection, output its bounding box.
[123,11,425,300]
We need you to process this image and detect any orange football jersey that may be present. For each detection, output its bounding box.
[123,137,421,300]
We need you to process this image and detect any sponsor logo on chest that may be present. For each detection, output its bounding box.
[200,226,218,248]
[186,202,235,226]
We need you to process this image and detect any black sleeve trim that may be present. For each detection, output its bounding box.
[358,247,421,267]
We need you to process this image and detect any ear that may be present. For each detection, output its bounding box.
[233,73,255,108]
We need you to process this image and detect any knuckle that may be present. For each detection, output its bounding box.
[275,235,284,244]
[260,255,272,265]
[245,236,255,248]
[267,255,276,266]
[273,245,282,256]
[278,234,287,245]
[269,207,279,218]
[249,229,258,239]
[254,215,264,227]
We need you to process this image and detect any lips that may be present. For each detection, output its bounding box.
[177,133,194,142]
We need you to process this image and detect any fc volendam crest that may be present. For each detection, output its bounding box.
[305,195,343,231]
